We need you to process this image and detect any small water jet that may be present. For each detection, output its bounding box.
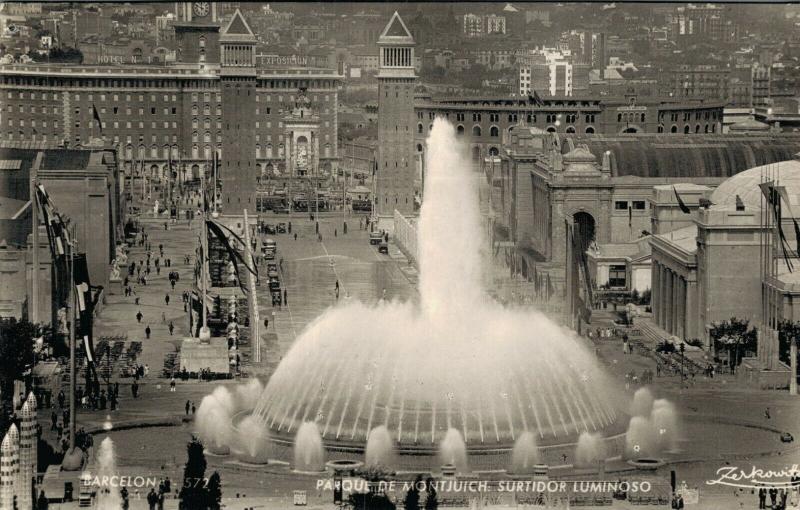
[94,438,122,510]
[235,378,264,412]
[196,388,234,455]
[365,425,394,469]
[630,387,654,418]
[509,431,539,474]
[293,422,325,472]
[625,416,657,459]
[234,415,271,464]
[439,428,468,474]
[574,432,607,469]
[651,399,680,453]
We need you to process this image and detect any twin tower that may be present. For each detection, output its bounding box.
[1,393,38,509]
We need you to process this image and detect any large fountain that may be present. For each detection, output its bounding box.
[246,118,621,463]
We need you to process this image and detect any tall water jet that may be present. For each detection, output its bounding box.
[509,431,539,474]
[630,387,654,418]
[251,118,621,458]
[651,399,680,453]
[575,432,607,469]
[293,422,325,472]
[196,388,234,455]
[625,416,657,459]
[365,425,394,469]
[439,428,468,474]
[94,438,122,510]
[234,415,271,464]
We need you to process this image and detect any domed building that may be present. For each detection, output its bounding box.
[649,156,800,389]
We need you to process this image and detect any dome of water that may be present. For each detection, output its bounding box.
[251,119,620,454]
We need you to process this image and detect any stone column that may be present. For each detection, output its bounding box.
[1,424,19,510]
[19,393,36,510]
[658,265,667,329]
[678,277,686,340]
[652,261,660,327]
[685,279,698,344]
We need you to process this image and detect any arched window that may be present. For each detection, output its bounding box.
[125,145,133,160]
[192,145,199,159]
[565,126,576,133]
[191,105,198,115]
[546,126,556,133]
[163,145,170,159]
[640,113,645,122]
[585,126,595,134]
[199,36,206,48]
[204,132,211,143]
[204,118,211,129]
[416,143,423,152]
[695,124,700,133]
[266,143,273,158]
[204,145,211,160]
[472,125,482,137]
[456,125,464,136]
[704,124,709,133]
[488,147,499,156]
[203,105,210,115]
[671,125,678,133]
[278,143,284,158]
[256,144,262,158]
[417,123,423,134]
[138,145,146,159]
[684,125,690,134]
[171,145,179,159]
[192,131,198,143]
[617,113,622,122]
[325,143,331,158]
[490,126,499,137]
[192,118,198,129]
[216,105,222,115]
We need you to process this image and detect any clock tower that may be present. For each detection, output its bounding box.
[174,2,220,65]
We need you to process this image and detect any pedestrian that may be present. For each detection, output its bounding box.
[191,402,196,415]
[170,279,176,290]
[161,311,166,324]
[132,380,139,399]
[168,321,174,335]
[334,228,337,237]
[145,325,151,339]
[264,318,269,329]
[170,377,176,392]
[136,310,143,323]
[283,289,287,305]
[294,232,297,241]
[765,407,771,420]
[185,400,190,415]
[147,488,158,510]
[165,294,170,306]
[144,364,150,377]
[50,411,57,430]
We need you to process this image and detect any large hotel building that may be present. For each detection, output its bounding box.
[0,4,342,215]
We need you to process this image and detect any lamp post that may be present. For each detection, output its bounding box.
[679,342,686,380]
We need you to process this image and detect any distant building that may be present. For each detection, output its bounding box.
[486,14,506,35]
[463,14,484,37]
[671,64,731,103]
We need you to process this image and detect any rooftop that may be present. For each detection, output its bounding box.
[709,157,800,211]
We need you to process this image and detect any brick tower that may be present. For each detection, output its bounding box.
[219,9,257,216]
[376,12,417,220]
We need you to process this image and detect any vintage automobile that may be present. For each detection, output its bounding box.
[781,432,794,443]
[276,223,287,233]
[378,241,389,254]
[264,224,276,235]
[369,231,383,245]
[268,276,281,291]
[264,250,276,260]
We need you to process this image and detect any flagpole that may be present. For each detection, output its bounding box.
[68,225,76,451]
[200,162,210,340]
[31,152,43,323]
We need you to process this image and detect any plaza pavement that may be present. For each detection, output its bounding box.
[40,190,800,509]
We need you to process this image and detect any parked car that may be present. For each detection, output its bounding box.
[369,232,383,245]
[276,222,287,233]
[781,432,794,443]
[264,224,276,235]
[378,241,389,254]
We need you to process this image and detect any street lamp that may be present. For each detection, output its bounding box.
[679,342,686,380]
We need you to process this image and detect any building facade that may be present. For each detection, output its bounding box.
[413,94,726,164]
[376,12,417,218]
[0,7,342,191]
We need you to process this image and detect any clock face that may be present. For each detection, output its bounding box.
[193,2,210,18]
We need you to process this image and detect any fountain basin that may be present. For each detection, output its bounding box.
[326,459,364,473]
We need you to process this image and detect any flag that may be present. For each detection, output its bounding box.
[92,104,103,134]
[673,186,690,214]
[211,220,259,279]
[794,219,800,257]
[206,220,254,293]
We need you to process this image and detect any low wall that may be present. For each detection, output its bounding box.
[393,210,418,265]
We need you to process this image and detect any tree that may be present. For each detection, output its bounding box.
[710,318,757,373]
[179,436,208,510]
[777,320,800,389]
[206,472,222,510]
[424,477,438,510]
[403,475,422,510]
